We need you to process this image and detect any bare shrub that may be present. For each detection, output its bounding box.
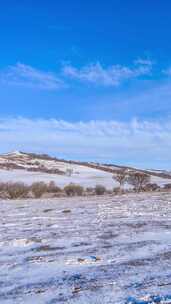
[163,183,171,190]
[64,183,84,196]
[0,182,7,192]
[113,186,122,194]
[0,191,10,199]
[95,185,106,195]
[6,182,29,199]
[31,182,48,198]
[47,181,61,193]
[86,187,94,192]
[143,183,159,192]
[113,169,127,189]
[127,172,150,192]
[106,190,113,195]
[86,187,94,194]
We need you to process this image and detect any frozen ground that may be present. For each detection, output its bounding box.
[1,193,171,303]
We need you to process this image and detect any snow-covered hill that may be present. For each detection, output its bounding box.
[0,151,170,189]
[0,151,115,189]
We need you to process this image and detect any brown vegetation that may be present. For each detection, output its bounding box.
[95,184,106,195]
[30,182,48,198]
[47,181,62,193]
[142,183,159,192]
[163,183,171,190]
[113,169,127,189]
[127,172,150,192]
[0,177,170,200]
[64,183,84,196]
[0,182,29,199]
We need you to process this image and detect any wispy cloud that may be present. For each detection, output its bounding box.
[0,63,64,90]
[0,117,170,168]
[134,58,153,66]
[0,58,154,90]
[62,59,153,87]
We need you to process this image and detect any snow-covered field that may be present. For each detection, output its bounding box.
[0,167,115,189]
[0,168,170,190]
[1,192,171,303]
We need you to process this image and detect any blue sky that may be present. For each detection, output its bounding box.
[1,1,171,168]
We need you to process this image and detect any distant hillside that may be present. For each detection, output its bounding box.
[0,150,171,179]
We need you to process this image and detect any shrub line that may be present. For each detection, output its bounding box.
[0,180,168,200]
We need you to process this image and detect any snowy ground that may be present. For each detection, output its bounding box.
[0,168,170,190]
[0,167,116,189]
[1,192,171,303]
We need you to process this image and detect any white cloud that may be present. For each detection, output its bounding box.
[0,117,170,169]
[0,59,154,90]
[134,58,153,66]
[62,60,152,86]
[0,63,64,90]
